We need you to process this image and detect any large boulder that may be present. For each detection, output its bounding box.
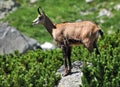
[0,22,41,55]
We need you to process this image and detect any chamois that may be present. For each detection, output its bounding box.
[32,7,104,76]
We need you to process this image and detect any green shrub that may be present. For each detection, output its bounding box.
[81,30,120,87]
[0,49,62,87]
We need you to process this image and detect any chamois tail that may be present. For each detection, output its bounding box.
[98,29,104,39]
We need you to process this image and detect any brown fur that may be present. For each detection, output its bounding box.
[53,21,100,47]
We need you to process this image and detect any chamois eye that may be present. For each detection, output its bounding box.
[39,16,43,20]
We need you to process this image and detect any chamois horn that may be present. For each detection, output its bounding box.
[38,6,44,15]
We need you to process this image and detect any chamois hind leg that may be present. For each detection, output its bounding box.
[84,41,100,55]
[84,42,94,53]
[93,42,100,55]
[61,45,69,76]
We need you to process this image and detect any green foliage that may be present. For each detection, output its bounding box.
[0,49,62,87]
[81,30,120,87]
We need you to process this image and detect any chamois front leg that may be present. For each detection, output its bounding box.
[67,46,72,73]
[61,45,71,76]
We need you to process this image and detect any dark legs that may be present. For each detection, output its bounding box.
[67,47,72,71]
[93,42,100,55]
[62,45,68,75]
[61,45,72,76]
[85,41,100,55]
[61,40,100,76]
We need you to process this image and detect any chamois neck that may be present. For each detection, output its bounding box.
[43,15,56,36]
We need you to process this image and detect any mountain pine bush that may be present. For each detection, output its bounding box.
[81,30,120,87]
[0,50,62,87]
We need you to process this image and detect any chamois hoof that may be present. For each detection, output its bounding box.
[62,70,71,77]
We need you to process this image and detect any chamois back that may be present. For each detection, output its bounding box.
[52,21,101,47]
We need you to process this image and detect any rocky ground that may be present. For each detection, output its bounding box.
[55,61,91,87]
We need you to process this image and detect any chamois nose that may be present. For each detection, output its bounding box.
[32,21,36,25]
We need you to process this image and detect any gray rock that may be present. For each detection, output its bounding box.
[85,0,93,3]
[56,61,84,87]
[0,0,18,19]
[30,0,37,4]
[41,42,56,50]
[98,9,112,17]
[0,22,41,55]
[107,29,115,34]
[114,4,120,11]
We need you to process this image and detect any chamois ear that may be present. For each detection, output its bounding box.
[38,6,45,15]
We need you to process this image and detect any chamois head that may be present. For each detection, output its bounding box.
[32,7,46,25]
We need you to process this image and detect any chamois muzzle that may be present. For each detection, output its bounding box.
[32,21,38,25]
[32,21,36,25]
[32,16,40,25]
